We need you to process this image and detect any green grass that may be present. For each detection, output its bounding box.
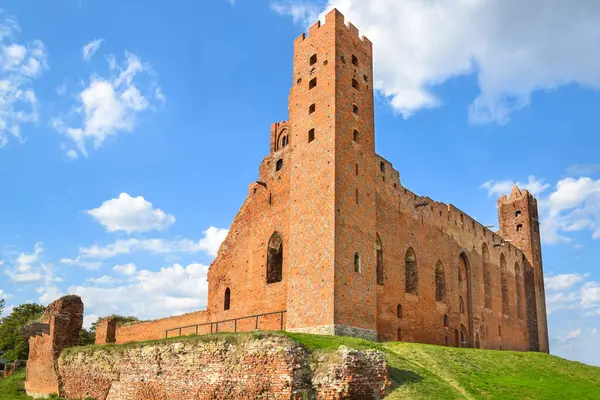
[284,332,600,399]
[5,332,600,399]
[0,369,30,400]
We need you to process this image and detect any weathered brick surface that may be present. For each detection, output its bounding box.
[25,295,83,398]
[58,335,387,400]
[2,360,25,378]
[95,8,548,354]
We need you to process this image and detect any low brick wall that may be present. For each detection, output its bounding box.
[58,334,390,400]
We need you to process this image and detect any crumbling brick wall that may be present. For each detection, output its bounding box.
[24,295,83,398]
[58,334,390,400]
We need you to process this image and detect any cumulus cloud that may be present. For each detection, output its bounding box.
[82,39,104,61]
[113,263,136,276]
[274,0,600,124]
[52,51,164,157]
[545,274,589,292]
[68,263,210,320]
[64,226,228,263]
[59,256,102,270]
[0,12,48,146]
[481,176,600,245]
[87,193,176,234]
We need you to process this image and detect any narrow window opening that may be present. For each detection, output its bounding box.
[269,193,272,205]
[308,129,315,143]
[352,78,359,90]
[281,135,288,148]
[355,163,359,176]
[461,326,468,347]
[459,296,465,314]
[380,161,385,173]
[224,288,231,311]
[517,224,523,232]
[376,234,384,285]
[353,129,359,142]
[353,104,359,114]
[309,54,317,66]
[354,252,361,273]
[444,314,450,327]
[405,248,418,295]
[397,328,402,341]
[397,304,403,318]
[435,261,445,302]
[309,103,316,114]
[309,78,317,90]
[297,78,302,84]
[352,54,358,66]
[515,210,522,217]
[276,159,283,172]
[355,189,359,204]
[363,74,368,82]
[266,232,283,283]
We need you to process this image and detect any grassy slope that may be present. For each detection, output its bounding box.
[284,332,600,400]
[3,332,600,400]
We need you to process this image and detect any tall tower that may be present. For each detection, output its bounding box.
[285,9,378,339]
[498,185,549,353]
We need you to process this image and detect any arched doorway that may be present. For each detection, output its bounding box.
[458,252,474,347]
[460,325,468,347]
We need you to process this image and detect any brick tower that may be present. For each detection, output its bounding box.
[498,185,549,352]
[285,9,378,339]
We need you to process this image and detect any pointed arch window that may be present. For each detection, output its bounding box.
[444,314,450,328]
[483,244,492,309]
[459,296,465,314]
[224,288,231,311]
[501,254,509,315]
[354,252,361,273]
[266,232,283,284]
[405,248,418,295]
[376,234,384,285]
[435,261,445,302]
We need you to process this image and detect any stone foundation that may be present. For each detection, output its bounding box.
[57,334,390,400]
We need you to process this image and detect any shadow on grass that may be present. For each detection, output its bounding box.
[388,366,423,388]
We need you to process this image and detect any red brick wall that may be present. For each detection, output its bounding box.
[25,295,83,397]
[57,334,389,400]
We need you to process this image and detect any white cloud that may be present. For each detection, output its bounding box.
[85,275,117,285]
[270,1,321,25]
[3,242,47,282]
[69,263,210,320]
[274,0,600,124]
[87,193,176,234]
[0,13,48,146]
[52,51,164,157]
[481,175,600,245]
[60,256,102,270]
[113,263,136,276]
[83,313,100,330]
[566,329,582,340]
[66,149,78,159]
[37,285,65,305]
[545,274,588,292]
[82,39,104,61]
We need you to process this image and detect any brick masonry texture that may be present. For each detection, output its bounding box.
[94,8,548,354]
[25,295,83,398]
[57,334,390,400]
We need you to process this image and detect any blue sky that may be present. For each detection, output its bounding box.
[1,0,599,366]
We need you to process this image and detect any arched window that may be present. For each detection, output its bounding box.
[444,314,450,328]
[459,296,465,314]
[276,159,283,172]
[266,232,283,284]
[461,325,468,348]
[435,261,445,302]
[483,244,492,309]
[376,234,384,285]
[281,135,288,148]
[397,304,403,319]
[458,265,464,289]
[501,254,509,315]
[224,288,231,311]
[397,328,402,341]
[405,248,418,295]
[515,262,523,319]
[354,252,361,273]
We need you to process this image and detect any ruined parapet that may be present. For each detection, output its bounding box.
[24,295,83,399]
[95,317,117,344]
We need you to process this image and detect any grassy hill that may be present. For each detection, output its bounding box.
[3,332,600,399]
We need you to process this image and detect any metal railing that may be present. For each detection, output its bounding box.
[165,310,287,339]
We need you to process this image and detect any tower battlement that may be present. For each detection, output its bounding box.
[294,9,373,52]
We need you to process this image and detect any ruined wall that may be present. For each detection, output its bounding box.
[375,179,530,351]
[25,295,83,398]
[58,334,390,400]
